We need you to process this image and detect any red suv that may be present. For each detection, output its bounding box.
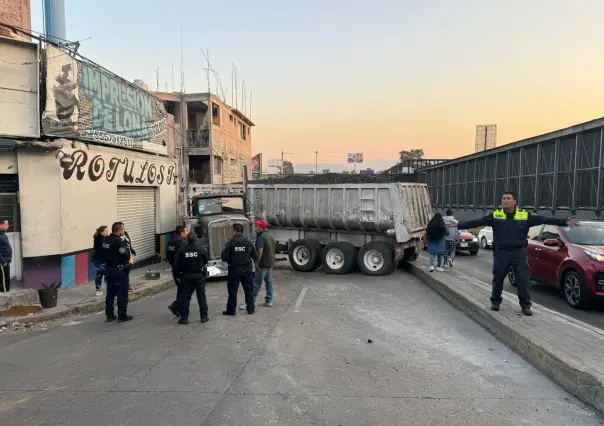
[507,221,604,309]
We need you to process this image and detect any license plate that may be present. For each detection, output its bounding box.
[460,242,468,248]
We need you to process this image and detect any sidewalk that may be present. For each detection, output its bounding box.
[407,255,604,417]
[0,262,175,329]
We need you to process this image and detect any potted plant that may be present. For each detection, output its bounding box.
[38,281,62,309]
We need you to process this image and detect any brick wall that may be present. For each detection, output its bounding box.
[0,0,31,41]
[210,96,252,184]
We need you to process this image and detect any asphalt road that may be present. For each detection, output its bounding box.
[0,268,600,425]
[421,248,604,329]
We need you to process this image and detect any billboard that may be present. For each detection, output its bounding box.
[252,153,263,179]
[347,152,363,163]
[475,124,497,153]
[41,46,168,155]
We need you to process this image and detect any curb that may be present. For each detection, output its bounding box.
[0,277,175,329]
[405,262,604,417]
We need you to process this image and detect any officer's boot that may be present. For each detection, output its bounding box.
[200,315,209,323]
[521,307,533,316]
[118,315,134,322]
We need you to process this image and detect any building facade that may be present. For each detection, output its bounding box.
[0,38,178,289]
[0,0,31,41]
[153,91,254,185]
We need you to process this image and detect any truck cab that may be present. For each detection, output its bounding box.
[186,187,251,278]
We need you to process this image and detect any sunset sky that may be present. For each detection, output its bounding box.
[31,1,604,171]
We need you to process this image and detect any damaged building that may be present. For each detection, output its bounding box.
[153,91,254,185]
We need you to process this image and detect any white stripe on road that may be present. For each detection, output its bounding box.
[294,287,308,312]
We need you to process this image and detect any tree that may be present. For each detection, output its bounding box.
[321,168,331,174]
[282,161,294,175]
[341,170,350,174]
[399,149,424,162]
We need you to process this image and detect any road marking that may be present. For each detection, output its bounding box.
[294,288,308,312]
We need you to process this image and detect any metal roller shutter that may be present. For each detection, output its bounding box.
[117,186,157,262]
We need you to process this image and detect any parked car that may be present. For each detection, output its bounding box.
[507,221,604,309]
[478,226,493,249]
[457,229,479,255]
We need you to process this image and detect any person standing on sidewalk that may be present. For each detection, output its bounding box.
[104,222,133,323]
[456,191,579,316]
[426,213,447,272]
[221,223,257,316]
[173,231,210,325]
[116,222,136,293]
[167,226,187,317]
[0,218,12,293]
[443,209,459,268]
[92,225,110,296]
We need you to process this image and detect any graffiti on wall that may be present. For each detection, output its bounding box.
[61,150,177,185]
[42,46,169,155]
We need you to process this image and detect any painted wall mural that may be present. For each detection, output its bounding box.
[42,46,168,155]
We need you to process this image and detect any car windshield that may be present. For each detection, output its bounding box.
[563,222,604,245]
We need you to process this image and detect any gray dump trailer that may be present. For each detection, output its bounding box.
[186,182,432,277]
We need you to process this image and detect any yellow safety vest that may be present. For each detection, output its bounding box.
[493,209,529,220]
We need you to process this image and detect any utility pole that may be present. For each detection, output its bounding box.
[315,151,318,173]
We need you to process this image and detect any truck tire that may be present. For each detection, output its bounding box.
[289,239,322,272]
[358,242,395,276]
[321,242,357,274]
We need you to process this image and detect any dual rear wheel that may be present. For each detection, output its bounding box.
[288,239,398,276]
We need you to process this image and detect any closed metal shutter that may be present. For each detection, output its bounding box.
[117,186,157,262]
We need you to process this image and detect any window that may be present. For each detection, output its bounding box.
[527,225,542,241]
[240,123,247,141]
[212,103,220,126]
[196,196,244,216]
[564,222,604,245]
[540,225,560,242]
[229,114,233,122]
[213,156,223,174]
[0,194,20,232]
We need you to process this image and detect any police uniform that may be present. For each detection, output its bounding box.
[457,209,569,313]
[174,241,210,323]
[167,235,185,316]
[221,234,258,314]
[105,233,132,321]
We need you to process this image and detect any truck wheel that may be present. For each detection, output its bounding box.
[358,242,395,276]
[321,242,357,274]
[289,239,322,272]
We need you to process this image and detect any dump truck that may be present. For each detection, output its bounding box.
[185,180,432,277]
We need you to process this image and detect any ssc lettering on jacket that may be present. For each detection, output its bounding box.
[234,246,246,252]
[185,252,199,258]
[102,243,110,249]
[167,246,176,251]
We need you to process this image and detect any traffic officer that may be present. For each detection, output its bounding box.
[456,191,579,316]
[104,222,134,323]
[167,225,187,317]
[221,223,258,315]
[173,231,210,325]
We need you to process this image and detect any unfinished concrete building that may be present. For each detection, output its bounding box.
[153,91,254,184]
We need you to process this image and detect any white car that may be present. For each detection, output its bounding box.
[478,226,493,249]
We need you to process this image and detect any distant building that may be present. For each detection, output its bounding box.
[475,124,497,152]
[153,91,253,185]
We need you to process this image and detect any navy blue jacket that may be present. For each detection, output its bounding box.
[167,236,184,267]
[0,232,11,265]
[457,209,568,251]
[92,235,110,263]
[221,234,257,268]
[105,234,131,268]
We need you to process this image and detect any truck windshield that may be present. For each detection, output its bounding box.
[197,197,244,215]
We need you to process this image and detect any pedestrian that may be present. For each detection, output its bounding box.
[167,225,187,317]
[92,225,110,296]
[456,191,579,316]
[443,209,459,268]
[104,222,134,323]
[173,231,210,325]
[221,223,258,316]
[252,220,276,307]
[0,218,12,293]
[426,213,447,272]
[116,222,135,293]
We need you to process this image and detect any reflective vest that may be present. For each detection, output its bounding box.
[493,209,528,221]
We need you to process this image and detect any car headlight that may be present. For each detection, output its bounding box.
[472,237,478,242]
[584,250,604,262]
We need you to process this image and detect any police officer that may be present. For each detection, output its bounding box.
[221,223,258,315]
[173,231,210,325]
[456,191,579,316]
[104,222,133,322]
[167,226,187,317]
